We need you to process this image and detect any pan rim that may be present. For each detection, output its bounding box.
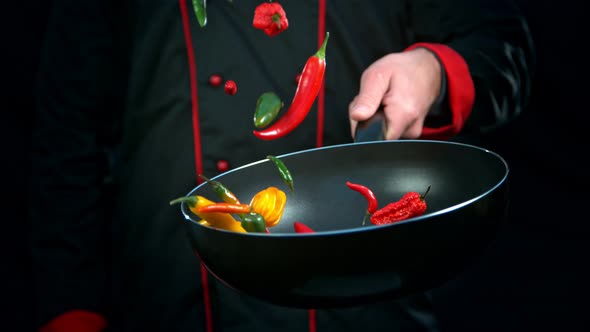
[179,140,509,237]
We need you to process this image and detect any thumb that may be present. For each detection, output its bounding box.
[349,70,389,122]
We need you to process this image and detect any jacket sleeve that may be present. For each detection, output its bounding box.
[405,0,535,139]
[29,0,123,329]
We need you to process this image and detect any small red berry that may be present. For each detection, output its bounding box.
[209,74,223,87]
[216,160,230,172]
[224,80,237,95]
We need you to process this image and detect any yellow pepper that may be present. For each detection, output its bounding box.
[170,195,246,233]
[249,186,287,227]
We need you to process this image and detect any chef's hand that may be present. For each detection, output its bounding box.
[349,48,442,140]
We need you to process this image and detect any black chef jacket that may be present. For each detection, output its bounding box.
[30,0,534,331]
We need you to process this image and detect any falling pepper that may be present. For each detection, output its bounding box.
[370,186,431,225]
[170,195,246,232]
[266,155,294,192]
[249,186,287,227]
[254,92,284,128]
[252,2,289,37]
[199,174,241,204]
[346,181,378,226]
[191,0,207,27]
[253,32,330,140]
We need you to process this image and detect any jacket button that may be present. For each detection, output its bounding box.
[216,160,230,172]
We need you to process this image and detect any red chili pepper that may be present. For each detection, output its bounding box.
[370,186,431,225]
[293,221,315,233]
[196,202,251,214]
[224,80,237,95]
[252,2,289,37]
[346,181,378,226]
[209,74,223,87]
[253,32,330,140]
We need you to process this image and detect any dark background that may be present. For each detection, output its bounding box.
[2,1,588,331]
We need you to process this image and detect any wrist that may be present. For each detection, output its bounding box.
[413,48,451,126]
[404,42,475,139]
[408,47,443,102]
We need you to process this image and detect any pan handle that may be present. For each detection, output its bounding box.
[353,107,386,142]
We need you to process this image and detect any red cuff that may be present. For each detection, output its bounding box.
[40,310,107,332]
[405,43,475,140]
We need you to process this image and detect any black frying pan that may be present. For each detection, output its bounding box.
[180,139,509,309]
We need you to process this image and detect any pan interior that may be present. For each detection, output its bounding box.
[185,140,508,233]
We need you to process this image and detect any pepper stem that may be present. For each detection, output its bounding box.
[199,174,215,186]
[314,32,330,60]
[272,13,282,29]
[361,211,370,226]
[169,196,198,207]
[421,185,432,200]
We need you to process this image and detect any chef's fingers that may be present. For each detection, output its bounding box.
[382,101,424,140]
[349,69,390,122]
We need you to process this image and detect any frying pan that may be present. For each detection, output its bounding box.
[180,139,509,309]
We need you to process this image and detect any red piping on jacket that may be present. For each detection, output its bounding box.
[179,2,213,332]
[179,0,204,179]
[179,1,326,331]
[308,0,325,330]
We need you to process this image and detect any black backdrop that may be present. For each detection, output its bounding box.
[3,1,588,331]
[2,1,52,331]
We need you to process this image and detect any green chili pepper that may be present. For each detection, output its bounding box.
[267,155,294,193]
[254,92,284,128]
[240,212,267,233]
[192,0,207,27]
[199,174,240,204]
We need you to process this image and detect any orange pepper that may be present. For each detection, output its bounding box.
[249,186,287,227]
